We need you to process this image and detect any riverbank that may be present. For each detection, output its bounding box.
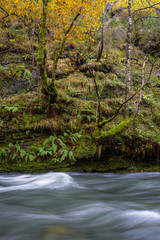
[0,70,160,173]
[0,26,160,173]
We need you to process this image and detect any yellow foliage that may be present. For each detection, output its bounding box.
[3,0,158,44]
[0,0,109,44]
[112,0,160,15]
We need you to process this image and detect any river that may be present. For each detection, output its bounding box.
[0,172,160,240]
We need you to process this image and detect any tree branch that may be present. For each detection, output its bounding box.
[0,5,42,42]
[98,81,149,128]
[133,2,160,15]
[89,69,101,126]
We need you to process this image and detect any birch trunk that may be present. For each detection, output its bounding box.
[125,0,132,116]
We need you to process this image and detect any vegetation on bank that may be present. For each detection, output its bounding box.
[0,1,160,172]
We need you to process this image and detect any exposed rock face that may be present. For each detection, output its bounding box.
[0,46,40,98]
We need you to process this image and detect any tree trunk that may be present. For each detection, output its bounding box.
[31,26,35,68]
[37,0,49,101]
[48,9,82,106]
[97,14,104,62]
[125,0,132,116]
[96,3,112,62]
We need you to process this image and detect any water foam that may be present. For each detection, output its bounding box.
[0,173,81,192]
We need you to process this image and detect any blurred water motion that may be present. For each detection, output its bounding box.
[0,172,160,240]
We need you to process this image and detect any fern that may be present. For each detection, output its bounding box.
[38,147,52,156]
[20,149,26,158]
[69,151,75,161]
[4,106,18,112]
[28,154,35,162]
[52,143,57,153]
[59,149,69,161]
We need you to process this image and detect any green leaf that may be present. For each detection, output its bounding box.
[38,148,52,156]
[69,151,75,161]
[1,148,7,155]
[52,143,57,153]
[12,107,19,112]
[59,136,65,141]
[51,158,59,163]
[63,132,68,137]
[38,149,45,156]
[24,69,32,82]
[6,147,11,154]
[29,155,34,162]
[8,143,13,148]
[58,139,66,148]
[12,152,17,160]
[20,149,26,158]
[46,150,52,156]
[15,144,21,151]
[61,149,68,161]
[71,137,77,143]
[4,106,18,112]
[49,135,56,142]
[38,147,43,152]
[25,155,28,163]
[59,148,66,154]
[87,116,91,121]
[74,133,81,138]
[43,138,50,145]
[16,70,22,80]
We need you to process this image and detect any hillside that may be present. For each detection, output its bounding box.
[0,15,160,173]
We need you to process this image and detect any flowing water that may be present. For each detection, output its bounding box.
[0,172,160,240]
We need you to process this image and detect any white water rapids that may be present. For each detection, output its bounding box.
[0,172,160,240]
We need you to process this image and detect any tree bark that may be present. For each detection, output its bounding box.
[31,26,35,68]
[97,13,104,62]
[37,0,49,100]
[125,0,132,116]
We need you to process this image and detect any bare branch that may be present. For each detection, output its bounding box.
[98,56,156,129]
[88,69,101,127]
[133,59,147,120]
[133,2,160,15]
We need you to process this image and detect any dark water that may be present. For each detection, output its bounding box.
[0,172,160,240]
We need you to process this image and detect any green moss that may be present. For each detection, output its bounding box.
[93,118,133,141]
[102,118,133,137]
[37,50,43,64]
